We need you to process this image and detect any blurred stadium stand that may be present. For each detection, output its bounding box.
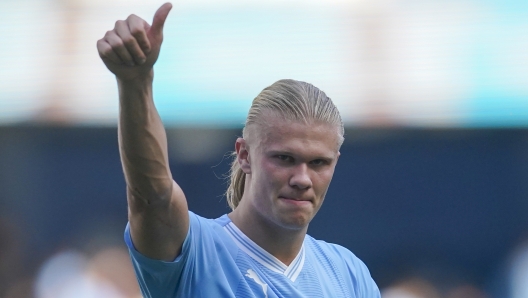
[1,0,527,297]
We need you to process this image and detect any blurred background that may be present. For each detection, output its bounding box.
[0,0,527,297]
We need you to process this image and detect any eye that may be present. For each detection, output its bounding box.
[310,159,327,166]
[276,155,293,163]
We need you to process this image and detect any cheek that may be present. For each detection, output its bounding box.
[260,161,286,184]
[314,170,335,192]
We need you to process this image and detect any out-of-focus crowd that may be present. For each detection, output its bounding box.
[1,213,528,297]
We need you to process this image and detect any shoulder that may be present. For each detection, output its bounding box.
[186,211,233,246]
[305,235,381,297]
[305,234,360,264]
[125,211,241,297]
[187,211,229,235]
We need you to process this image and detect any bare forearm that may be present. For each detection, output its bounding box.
[99,3,189,260]
[118,74,172,204]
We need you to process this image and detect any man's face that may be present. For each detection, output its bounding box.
[237,113,341,231]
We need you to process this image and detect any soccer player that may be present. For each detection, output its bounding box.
[97,3,380,297]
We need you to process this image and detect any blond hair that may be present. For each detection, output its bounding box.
[225,79,344,210]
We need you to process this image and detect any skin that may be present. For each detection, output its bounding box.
[96,3,341,265]
[97,3,188,261]
[230,114,341,265]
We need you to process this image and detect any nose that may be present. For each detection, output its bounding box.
[289,163,312,190]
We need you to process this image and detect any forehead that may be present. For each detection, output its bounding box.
[249,114,341,156]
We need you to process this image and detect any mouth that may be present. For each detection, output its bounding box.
[279,196,312,202]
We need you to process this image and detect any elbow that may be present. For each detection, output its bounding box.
[127,176,173,206]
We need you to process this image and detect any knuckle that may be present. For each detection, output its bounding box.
[109,38,123,48]
[142,43,151,51]
[102,48,113,57]
[130,27,143,37]
[98,44,112,58]
[96,39,106,50]
[122,37,135,46]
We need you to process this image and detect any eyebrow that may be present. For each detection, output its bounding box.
[267,150,336,162]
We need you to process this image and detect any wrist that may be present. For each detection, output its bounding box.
[117,70,154,106]
[117,70,154,87]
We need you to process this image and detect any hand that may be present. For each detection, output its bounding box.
[97,3,172,81]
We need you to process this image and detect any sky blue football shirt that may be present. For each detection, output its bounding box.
[125,211,380,297]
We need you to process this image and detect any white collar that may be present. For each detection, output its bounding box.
[224,221,305,282]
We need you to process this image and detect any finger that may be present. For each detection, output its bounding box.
[105,28,134,66]
[97,39,123,65]
[115,19,146,64]
[127,14,151,55]
[150,2,172,39]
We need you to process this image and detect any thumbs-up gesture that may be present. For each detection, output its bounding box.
[97,3,172,81]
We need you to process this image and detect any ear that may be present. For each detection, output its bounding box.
[332,151,340,166]
[235,137,251,174]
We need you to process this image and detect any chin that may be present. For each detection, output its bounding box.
[275,215,311,231]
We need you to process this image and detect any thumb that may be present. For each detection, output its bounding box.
[150,2,173,38]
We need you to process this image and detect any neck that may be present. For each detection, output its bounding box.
[229,207,307,266]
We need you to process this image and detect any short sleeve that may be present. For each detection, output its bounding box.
[124,211,196,298]
[125,211,243,297]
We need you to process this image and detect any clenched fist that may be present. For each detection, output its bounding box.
[97,3,172,81]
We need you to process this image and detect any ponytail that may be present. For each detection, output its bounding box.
[225,151,246,210]
[225,79,343,210]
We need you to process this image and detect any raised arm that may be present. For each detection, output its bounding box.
[96,3,189,261]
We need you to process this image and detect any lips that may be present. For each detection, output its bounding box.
[279,196,311,202]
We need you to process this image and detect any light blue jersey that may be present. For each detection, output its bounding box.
[125,211,380,297]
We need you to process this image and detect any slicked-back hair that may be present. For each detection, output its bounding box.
[225,79,344,210]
